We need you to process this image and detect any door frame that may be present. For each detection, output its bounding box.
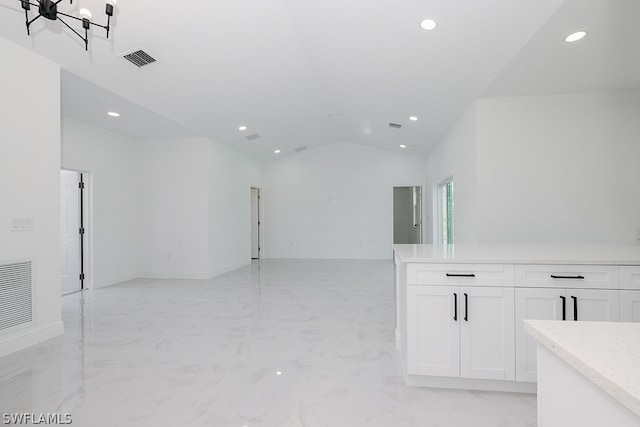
[434,176,454,245]
[60,168,92,292]
[251,187,261,259]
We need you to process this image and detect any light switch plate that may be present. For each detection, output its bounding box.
[11,217,35,232]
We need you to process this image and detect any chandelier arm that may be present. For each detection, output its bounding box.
[26,13,42,28]
[56,11,109,31]
[24,9,31,35]
[57,16,88,50]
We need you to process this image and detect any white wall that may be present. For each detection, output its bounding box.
[0,38,63,357]
[207,141,262,276]
[136,137,262,278]
[262,141,427,259]
[136,137,210,278]
[61,118,139,287]
[476,90,640,244]
[425,104,479,244]
[426,90,640,245]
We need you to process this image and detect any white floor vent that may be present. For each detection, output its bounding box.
[0,261,33,333]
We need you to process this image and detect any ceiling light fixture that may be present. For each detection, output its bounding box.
[274,150,281,154]
[564,30,587,43]
[420,19,437,31]
[18,0,117,51]
[238,125,247,131]
[409,116,418,121]
[399,144,407,149]
[107,111,120,117]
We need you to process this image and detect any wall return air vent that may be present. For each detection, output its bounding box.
[0,261,32,333]
[389,122,402,129]
[122,50,156,68]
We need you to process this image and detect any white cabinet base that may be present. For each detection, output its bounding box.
[404,372,536,393]
[537,345,640,427]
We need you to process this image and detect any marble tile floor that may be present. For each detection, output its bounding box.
[0,259,536,427]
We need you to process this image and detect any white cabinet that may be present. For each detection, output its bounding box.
[407,286,459,376]
[515,287,619,382]
[460,286,515,380]
[621,266,640,290]
[621,290,640,322]
[407,285,514,381]
[515,288,565,382]
[571,289,620,322]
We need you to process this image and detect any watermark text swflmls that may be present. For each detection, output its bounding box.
[2,413,72,425]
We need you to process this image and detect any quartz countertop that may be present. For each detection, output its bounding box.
[393,244,640,265]
[524,320,640,418]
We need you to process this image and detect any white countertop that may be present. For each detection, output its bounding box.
[393,244,640,265]
[525,320,640,418]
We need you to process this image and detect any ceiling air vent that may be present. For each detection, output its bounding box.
[245,134,261,141]
[123,50,156,68]
[389,122,402,129]
[294,146,308,152]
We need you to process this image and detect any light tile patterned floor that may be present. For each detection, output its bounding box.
[0,259,536,426]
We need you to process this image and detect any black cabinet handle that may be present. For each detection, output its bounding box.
[464,293,468,321]
[560,296,566,321]
[571,296,578,321]
[446,273,476,278]
[550,275,585,280]
[453,293,458,321]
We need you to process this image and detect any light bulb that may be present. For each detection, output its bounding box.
[79,8,92,20]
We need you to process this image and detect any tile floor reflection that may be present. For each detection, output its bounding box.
[0,259,536,426]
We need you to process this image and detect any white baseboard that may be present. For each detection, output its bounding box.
[262,253,392,260]
[93,272,138,289]
[0,321,64,358]
[206,260,251,279]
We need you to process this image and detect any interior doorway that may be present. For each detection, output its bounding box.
[60,170,86,295]
[251,188,261,259]
[393,186,422,244]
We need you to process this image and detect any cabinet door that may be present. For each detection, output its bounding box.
[407,286,459,377]
[567,289,620,322]
[515,288,565,382]
[620,290,640,322]
[459,286,515,381]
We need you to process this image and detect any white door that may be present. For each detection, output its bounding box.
[60,170,81,295]
[251,188,260,259]
[620,290,640,322]
[460,286,515,380]
[515,287,565,382]
[407,285,459,377]
[568,289,620,322]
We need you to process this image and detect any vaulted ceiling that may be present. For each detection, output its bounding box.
[1,0,638,160]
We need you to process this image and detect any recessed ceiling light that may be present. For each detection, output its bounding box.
[565,30,587,43]
[107,111,120,117]
[420,19,437,31]
[399,144,407,149]
[276,371,283,376]
[409,116,418,121]
[238,125,247,131]
[274,150,281,154]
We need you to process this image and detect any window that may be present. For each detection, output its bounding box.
[435,178,454,245]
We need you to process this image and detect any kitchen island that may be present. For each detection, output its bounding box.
[525,320,640,427]
[393,244,640,392]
